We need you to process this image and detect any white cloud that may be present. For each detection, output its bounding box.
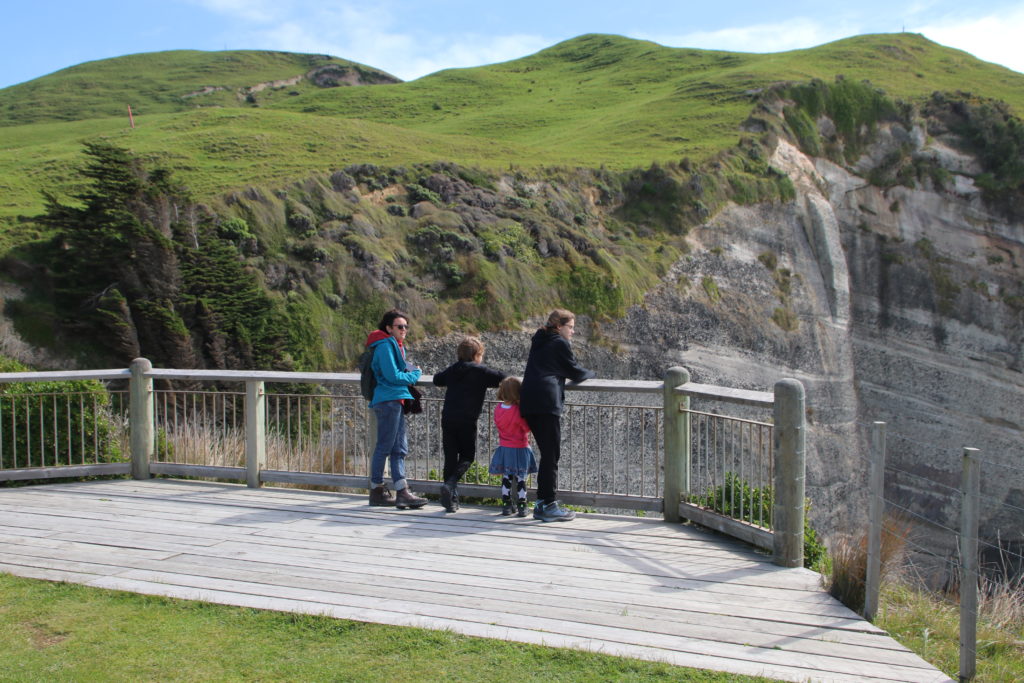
[209,0,548,80]
[914,9,1024,74]
[185,0,283,23]
[393,35,551,80]
[642,17,849,55]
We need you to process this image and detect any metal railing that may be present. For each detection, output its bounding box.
[688,408,774,528]
[0,369,132,480]
[0,360,807,566]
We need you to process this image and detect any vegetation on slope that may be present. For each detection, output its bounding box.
[4,126,800,369]
[7,142,321,369]
[1,32,1023,227]
[1,32,1022,370]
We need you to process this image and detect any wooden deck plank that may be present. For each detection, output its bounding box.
[2,538,896,652]
[0,496,830,593]
[0,480,952,683]
[3,547,891,665]
[31,525,847,609]
[0,497,777,569]
[2,485,757,553]
[89,567,941,681]
[15,479,746,542]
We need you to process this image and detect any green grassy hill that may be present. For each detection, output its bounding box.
[1,32,1021,239]
[269,32,1024,165]
[0,50,399,125]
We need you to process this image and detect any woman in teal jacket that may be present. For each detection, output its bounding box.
[365,309,426,509]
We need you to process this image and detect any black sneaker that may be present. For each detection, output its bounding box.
[516,499,529,518]
[440,483,454,513]
[533,500,576,522]
[502,495,513,516]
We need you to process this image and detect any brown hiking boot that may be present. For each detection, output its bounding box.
[369,485,396,506]
[395,487,427,510]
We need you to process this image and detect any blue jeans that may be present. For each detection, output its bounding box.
[371,400,408,490]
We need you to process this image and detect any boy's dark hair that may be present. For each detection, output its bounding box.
[497,376,522,404]
[378,309,409,332]
[457,336,484,362]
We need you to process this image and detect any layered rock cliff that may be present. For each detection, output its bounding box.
[413,118,1022,574]
[588,128,1023,573]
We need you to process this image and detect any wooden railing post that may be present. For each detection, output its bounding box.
[772,378,805,567]
[245,380,266,488]
[960,447,981,682]
[864,421,886,621]
[129,358,154,480]
[663,366,690,523]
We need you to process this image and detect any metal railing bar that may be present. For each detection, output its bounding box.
[683,407,772,428]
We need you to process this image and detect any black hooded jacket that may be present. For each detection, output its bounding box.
[519,329,595,417]
[432,361,506,422]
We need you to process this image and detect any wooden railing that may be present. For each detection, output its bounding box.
[0,359,806,566]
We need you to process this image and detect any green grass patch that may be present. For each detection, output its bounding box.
[877,582,1024,681]
[0,573,772,682]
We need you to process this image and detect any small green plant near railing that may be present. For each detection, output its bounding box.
[692,472,771,527]
[0,356,125,471]
[691,472,828,570]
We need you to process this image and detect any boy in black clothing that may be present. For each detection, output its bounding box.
[433,337,507,512]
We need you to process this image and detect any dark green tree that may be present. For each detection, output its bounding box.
[34,143,320,371]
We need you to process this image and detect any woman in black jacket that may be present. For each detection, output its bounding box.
[519,309,595,522]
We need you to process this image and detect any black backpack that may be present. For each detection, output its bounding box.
[358,347,377,401]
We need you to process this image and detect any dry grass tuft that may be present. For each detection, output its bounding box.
[824,514,913,613]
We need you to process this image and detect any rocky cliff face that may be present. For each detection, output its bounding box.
[591,130,1023,573]
[415,125,1022,574]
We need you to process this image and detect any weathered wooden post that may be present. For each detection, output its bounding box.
[864,421,886,621]
[772,378,805,567]
[245,380,266,488]
[129,357,154,480]
[960,447,980,682]
[663,366,690,523]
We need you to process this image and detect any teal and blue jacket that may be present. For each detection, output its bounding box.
[369,334,421,406]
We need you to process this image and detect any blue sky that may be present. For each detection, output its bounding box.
[2,1,1023,89]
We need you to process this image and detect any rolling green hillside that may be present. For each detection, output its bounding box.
[1,31,1022,238]
[0,50,399,125]
[268,33,1024,165]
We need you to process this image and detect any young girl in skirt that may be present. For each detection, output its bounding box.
[488,376,537,517]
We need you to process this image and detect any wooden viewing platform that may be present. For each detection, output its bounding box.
[0,479,950,682]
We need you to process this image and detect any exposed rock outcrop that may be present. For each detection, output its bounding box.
[599,132,1022,574]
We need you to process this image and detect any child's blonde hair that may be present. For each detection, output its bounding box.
[497,376,522,405]
[456,336,484,362]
